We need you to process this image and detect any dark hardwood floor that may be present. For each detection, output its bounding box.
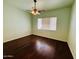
[3,34,73,59]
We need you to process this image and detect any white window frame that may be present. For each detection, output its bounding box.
[37,17,57,31]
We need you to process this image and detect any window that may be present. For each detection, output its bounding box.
[37,17,57,30]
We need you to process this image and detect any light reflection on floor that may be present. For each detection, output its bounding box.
[35,40,55,57]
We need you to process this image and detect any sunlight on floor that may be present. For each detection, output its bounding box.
[35,40,55,57]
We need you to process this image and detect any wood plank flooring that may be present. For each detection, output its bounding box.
[3,34,73,59]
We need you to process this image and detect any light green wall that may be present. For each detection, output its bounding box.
[68,3,76,59]
[3,1,31,42]
[32,7,71,42]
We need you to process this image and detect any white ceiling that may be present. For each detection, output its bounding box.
[4,0,74,11]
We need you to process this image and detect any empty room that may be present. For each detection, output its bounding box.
[3,0,76,59]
